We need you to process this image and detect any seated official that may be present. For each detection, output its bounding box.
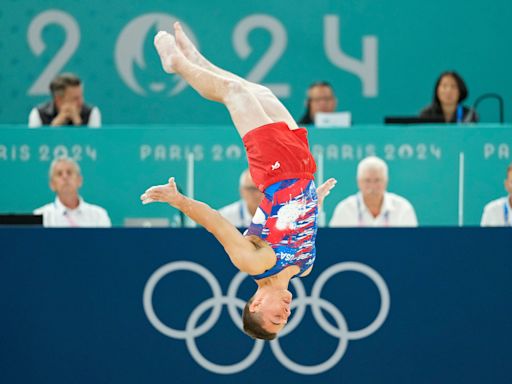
[218,169,263,227]
[481,163,512,226]
[419,71,478,123]
[28,73,101,128]
[329,156,418,227]
[34,156,111,227]
[298,81,337,125]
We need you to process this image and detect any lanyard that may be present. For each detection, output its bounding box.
[357,196,389,227]
[505,202,511,227]
[54,201,79,227]
[63,211,79,227]
[456,104,463,123]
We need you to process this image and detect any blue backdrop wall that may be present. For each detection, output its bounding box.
[1,228,511,383]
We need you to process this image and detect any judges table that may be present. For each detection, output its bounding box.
[0,123,510,226]
[0,227,511,384]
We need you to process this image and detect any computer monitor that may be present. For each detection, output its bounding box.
[0,214,43,226]
[314,112,352,128]
[384,116,445,124]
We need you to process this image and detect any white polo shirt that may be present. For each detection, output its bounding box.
[480,196,512,227]
[218,199,252,228]
[329,192,418,227]
[34,197,111,228]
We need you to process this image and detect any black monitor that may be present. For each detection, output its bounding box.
[384,116,445,124]
[0,214,43,226]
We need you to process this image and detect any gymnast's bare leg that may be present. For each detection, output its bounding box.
[172,22,299,131]
[154,26,336,202]
[154,29,275,138]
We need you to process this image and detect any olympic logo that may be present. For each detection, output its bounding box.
[143,261,390,375]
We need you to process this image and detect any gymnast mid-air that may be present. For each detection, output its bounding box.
[141,22,336,340]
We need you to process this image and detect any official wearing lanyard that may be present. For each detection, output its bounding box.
[54,199,80,227]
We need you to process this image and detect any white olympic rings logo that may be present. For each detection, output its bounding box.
[143,261,390,375]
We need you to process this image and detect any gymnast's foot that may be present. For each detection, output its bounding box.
[154,31,185,74]
[174,22,209,68]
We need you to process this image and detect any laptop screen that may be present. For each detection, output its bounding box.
[384,116,445,124]
[0,214,43,225]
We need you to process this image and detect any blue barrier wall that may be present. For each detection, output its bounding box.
[0,228,511,383]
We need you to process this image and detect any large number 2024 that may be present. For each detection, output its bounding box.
[27,11,378,98]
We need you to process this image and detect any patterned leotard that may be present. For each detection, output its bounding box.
[246,178,318,280]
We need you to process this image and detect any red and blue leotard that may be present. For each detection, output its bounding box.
[242,122,318,279]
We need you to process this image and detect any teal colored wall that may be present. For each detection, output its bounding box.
[0,1,511,125]
[0,124,510,226]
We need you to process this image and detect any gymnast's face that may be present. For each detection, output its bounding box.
[251,290,292,334]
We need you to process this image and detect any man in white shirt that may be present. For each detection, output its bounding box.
[218,169,263,227]
[481,163,512,227]
[28,73,101,128]
[34,157,111,227]
[329,156,418,227]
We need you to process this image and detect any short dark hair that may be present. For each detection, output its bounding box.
[50,73,82,97]
[307,81,334,92]
[432,71,469,107]
[242,297,277,340]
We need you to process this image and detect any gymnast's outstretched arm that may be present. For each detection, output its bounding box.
[141,177,275,274]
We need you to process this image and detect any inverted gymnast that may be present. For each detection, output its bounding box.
[141,22,337,340]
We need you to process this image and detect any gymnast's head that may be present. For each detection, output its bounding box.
[242,288,292,340]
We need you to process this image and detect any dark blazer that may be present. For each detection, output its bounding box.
[419,104,479,123]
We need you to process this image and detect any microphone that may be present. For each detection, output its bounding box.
[465,93,505,123]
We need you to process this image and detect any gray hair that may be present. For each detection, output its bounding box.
[357,156,388,180]
[48,156,81,179]
[239,169,251,187]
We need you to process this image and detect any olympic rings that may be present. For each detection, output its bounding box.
[143,261,390,375]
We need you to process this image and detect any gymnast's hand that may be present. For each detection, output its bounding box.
[141,177,183,207]
[317,177,337,209]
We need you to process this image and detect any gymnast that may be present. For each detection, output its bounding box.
[141,22,337,340]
